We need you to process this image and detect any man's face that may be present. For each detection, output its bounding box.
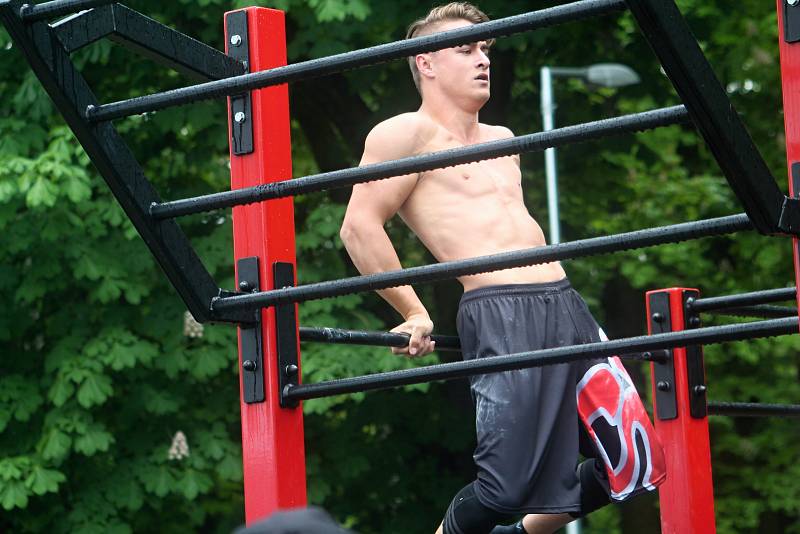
[419,19,491,106]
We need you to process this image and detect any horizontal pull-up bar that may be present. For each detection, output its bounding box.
[19,0,115,22]
[151,106,689,219]
[84,0,626,121]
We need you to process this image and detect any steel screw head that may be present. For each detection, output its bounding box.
[651,312,664,323]
[230,34,243,46]
[238,280,252,292]
[693,384,707,395]
[234,111,246,123]
[285,364,298,376]
[688,316,701,327]
[790,0,800,7]
[657,380,671,392]
[242,359,257,372]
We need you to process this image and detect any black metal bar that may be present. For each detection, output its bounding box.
[85,0,627,122]
[709,305,798,319]
[299,327,462,352]
[284,318,798,401]
[52,4,245,81]
[708,401,800,418]
[19,0,114,22]
[0,0,248,323]
[625,0,785,235]
[212,214,753,313]
[688,287,797,313]
[274,262,300,408]
[151,106,689,219]
[681,290,707,418]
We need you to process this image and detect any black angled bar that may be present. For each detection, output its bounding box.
[299,327,461,352]
[0,0,251,324]
[688,287,797,313]
[212,214,754,313]
[85,0,627,122]
[52,4,246,81]
[285,318,798,401]
[151,106,689,219]
[625,0,786,235]
[19,0,114,22]
[708,401,800,418]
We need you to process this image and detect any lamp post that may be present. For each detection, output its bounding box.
[540,63,639,534]
[540,63,640,244]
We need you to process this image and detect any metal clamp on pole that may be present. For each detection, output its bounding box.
[225,10,254,155]
[274,262,300,408]
[648,292,677,420]
[786,0,800,43]
[237,257,265,403]
[682,291,708,418]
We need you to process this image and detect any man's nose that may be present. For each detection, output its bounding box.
[477,51,490,69]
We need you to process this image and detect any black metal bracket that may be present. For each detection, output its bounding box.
[649,292,677,420]
[786,0,800,43]
[52,4,246,81]
[237,257,264,404]
[225,10,253,155]
[274,262,300,408]
[682,290,707,418]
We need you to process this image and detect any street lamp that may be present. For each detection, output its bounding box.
[539,64,639,534]
[540,63,640,244]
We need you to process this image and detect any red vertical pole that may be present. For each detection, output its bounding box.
[777,1,800,319]
[646,288,715,534]
[225,7,307,524]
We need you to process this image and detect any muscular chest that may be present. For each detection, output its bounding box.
[420,156,522,199]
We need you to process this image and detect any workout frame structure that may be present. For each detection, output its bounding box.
[3,0,800,532]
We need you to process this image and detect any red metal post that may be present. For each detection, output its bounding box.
[646,288,715,533]
[777,1,800,321]
[225,7,307,524]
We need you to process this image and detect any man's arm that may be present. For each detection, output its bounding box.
[340,116,434,356]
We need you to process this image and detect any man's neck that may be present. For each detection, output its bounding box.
[419,96,482,144]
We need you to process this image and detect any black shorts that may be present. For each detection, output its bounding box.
[456,278,665,515]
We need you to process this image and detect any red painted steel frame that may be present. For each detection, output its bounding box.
[225,7,307,523]
[647,288,716,534]
[777,1,800,322]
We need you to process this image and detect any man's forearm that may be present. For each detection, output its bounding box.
[341,223,428,319]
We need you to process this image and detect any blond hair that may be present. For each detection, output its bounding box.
[405,2,492,94]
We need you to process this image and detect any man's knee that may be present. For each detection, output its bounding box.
[443,482,511,534]
[569,459,612,519]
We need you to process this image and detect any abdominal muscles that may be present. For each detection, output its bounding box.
[400,159,567,290]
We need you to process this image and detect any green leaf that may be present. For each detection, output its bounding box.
[49,377,75,407]
[76,374,113,408]
[140,466,175,498]
[177,470,212,500]
[41,429,72,461]
[25,465,65,496]
[73,426,114,456]
[25,177,57,207]
[0,480,29,510]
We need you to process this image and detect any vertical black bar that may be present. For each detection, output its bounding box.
[225,10,253,155]
[682,290,707,418]
[274,262,300,408]
[626,0,784,235]
[650,292,678,420]
[237,257,265,403]
[786,0,800,43]
[0,0,245,323]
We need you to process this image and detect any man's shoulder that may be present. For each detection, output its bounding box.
[363,112,436,160]
[480,123,515,141]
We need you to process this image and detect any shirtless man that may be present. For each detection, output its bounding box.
[340,4,665,533]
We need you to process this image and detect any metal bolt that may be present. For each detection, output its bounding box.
[693,384,707,395]
[285,364,298,376]
[688,316,701,327]
[657,380,671,392]
[230,34,242,46]
[685,296,695,308]
[242,360,257,372]
[238,280,252,292]
[234,111,246,123]
[642,351,652,360]
[652,312,664,323]
[790,0,799,7]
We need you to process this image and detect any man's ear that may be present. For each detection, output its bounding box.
[415,53,435,80]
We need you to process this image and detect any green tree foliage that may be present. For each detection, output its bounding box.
[1,0,799,532]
